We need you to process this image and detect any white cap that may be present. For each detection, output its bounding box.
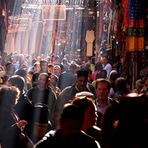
[75,91,94,98]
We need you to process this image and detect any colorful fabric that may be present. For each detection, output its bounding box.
[125,0,145,52]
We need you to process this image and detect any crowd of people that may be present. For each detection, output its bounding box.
[0,52,148,148]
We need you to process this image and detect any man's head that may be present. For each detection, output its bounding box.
[72,96,98,128]
[53,65,62,77]
[95,78,111,101]
[109,70,119,82]
[76,69,89,91]
[40,59,48,72]
[100,55,109,66]
[15,69,27,80]
[38,73,49,89]
[0,85,20,107]
[7,75,25,93]
[60,104,83,137]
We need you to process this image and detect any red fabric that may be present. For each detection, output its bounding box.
[91,70,101,81]
[128,20,144,28]
[122,0,128,31]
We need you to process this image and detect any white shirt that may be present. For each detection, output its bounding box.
[103,63,112,78]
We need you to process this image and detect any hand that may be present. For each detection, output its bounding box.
[17,120,28,129]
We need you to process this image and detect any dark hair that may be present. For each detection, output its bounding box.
[95,62,103,71]
[71,97,95,114]
[48,64,54,68]
[60,104,83,122]
[76,69,89,77]
[109,70,119,81]
[5,61,12,67]
[96,70,107,79]
[15,69,27,78]
[115,77,127,90]
[0,85,20,108]
[7,75,25,92]
[32,72,40,84]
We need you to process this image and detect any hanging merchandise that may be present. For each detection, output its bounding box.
[85,30,95,57]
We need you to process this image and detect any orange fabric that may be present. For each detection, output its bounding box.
[126,37,144,52]
[137,37,144,51]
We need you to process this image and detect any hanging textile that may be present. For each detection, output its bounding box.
[1,0,8,32]
[126,0,144,52]
[0,0,8,53]
[122,0,128,32]
[124,0,145,89]
[85,30,95,56]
